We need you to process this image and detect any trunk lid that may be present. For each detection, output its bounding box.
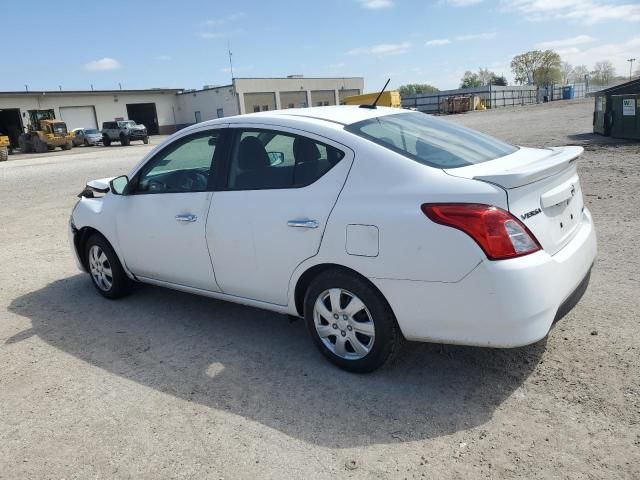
[445,146,585,255]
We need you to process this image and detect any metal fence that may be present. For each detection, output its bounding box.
[402,85,538,114]
[402,82,600,115]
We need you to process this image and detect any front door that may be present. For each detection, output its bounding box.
[207,126,353,305]
[116,129,223,291]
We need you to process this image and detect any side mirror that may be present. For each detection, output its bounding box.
[110,175,129,195]
[268,151,285,166]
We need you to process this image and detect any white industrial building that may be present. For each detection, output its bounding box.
[0,76,363,149]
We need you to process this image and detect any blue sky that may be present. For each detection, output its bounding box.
[2,0,639,92]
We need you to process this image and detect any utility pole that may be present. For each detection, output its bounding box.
[24,84,29,92]
[628,58,636,80]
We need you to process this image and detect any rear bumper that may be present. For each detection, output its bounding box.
[371,208,597,347]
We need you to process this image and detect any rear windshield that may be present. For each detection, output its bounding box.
[346,112,518,169]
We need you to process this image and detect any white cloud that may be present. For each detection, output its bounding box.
[447,0,483,6]
[198,32,225,39]
[536,35,596,49]
[84,57,121,71]
[505,0,640,24]
[553,35,640,76]
[426,39,452,46]
[204,12,246,26]
[347,41,411,56]
[356,0,394,8]
[456,32,497,41]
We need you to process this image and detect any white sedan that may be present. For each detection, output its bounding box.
[69,106,597,372]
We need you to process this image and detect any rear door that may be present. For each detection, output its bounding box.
[207,125,353,305]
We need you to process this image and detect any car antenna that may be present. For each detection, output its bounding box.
[360,78,390,109]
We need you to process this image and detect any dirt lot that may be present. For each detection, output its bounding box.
[1,99,638,479]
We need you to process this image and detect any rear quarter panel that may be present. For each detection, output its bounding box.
[290,136,509,289]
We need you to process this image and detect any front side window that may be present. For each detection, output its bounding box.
[227,129,345,190]
[346,112,518,169]
[135,130,220,194]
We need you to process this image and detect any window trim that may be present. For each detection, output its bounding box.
[221,127,346,192]
[126,128,225,195]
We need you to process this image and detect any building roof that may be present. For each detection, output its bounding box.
[596,78,640,96]
[0,88,183,96]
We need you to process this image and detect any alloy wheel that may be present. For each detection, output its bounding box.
[313,288,375,360]
[88,245,113,292]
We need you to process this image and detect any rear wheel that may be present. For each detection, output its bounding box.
[33,137,48,153]
[19,135,32,153]
[61,142,72,151]
[103,135,111,146]
[84,234,132,299]
[304,269,403,373]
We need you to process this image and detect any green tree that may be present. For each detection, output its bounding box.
[511,50,561,86]
[398,84,439,97]
[460,71,482,88]
[490,74,508,86]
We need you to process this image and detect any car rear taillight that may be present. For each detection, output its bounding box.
[421,203,541,260]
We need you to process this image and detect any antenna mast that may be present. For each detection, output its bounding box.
[228,41,235,82]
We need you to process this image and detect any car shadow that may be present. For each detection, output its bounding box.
[7,275,545,448]
[567,132,635,146]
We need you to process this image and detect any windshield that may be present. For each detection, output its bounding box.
[85,129,98,134]
[118,121,137,127]
[346,112,518,169]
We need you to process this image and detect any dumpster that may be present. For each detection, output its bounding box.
[562,85,574,100]
[593,78,640,135]
[611,94,640,140]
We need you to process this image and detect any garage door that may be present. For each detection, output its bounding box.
[59,106,97,130]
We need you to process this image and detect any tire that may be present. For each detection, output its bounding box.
[120,134,130,146]
[84,233,133,299]
[304,269,403,373]
[61,142,72,151]
[143,136,149,145]
[33,137,48,153]
[0,148,7,162]
[84,139,90,147]
[19,135,32,153]
[103,135,111,146]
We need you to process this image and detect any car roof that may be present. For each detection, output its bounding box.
[234,105,404,126]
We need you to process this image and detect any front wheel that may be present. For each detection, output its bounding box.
[304,270,403,373]
[85,234,132,299]
[143,136,149,144]
[120,134,130,146]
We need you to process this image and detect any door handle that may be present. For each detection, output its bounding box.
[287,219,319,229]
[175,214,197,223]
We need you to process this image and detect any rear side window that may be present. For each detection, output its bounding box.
[227,129,345,190]
[346,112,518,169]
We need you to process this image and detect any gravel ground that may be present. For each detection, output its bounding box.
[0,99,638,479]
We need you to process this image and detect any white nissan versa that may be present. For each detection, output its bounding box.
[69,106,597,372]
